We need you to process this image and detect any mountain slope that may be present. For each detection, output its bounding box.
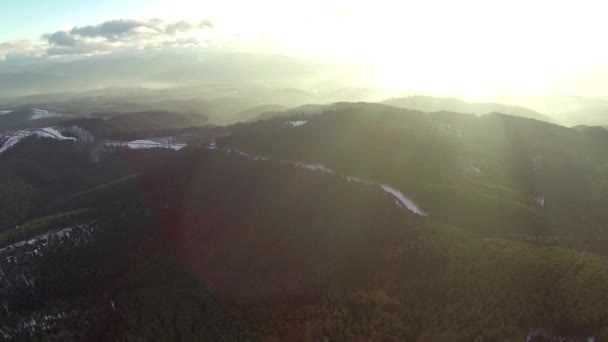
[2,104,608,340]
[222,103,608,254]
[1,146,608,340]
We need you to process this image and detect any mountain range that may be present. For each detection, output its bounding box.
[1,101,608,340]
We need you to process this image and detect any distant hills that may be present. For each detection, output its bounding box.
[499,94,608,126]
[0,105,208,134]
[2,47,607,127]
[8,85,608,141]
[0,106,74,130]
[383,95,554,122]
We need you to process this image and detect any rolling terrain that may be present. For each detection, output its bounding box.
[1,102,608,340]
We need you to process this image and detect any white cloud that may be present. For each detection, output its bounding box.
[0,18,214,61]
[40,18,214,56]
[0,40,44,61]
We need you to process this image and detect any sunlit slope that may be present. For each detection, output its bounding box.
[222,103,608,252]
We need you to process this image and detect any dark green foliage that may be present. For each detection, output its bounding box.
[3,106,608,340]
[0,180,39,230]
[224,104,608,255]
[0,137,181,231]
[58,111,208,139]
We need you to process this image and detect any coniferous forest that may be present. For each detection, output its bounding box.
[1,105,608,341]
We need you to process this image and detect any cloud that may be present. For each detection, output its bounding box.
[70,19,156,40]
[46,31,80,47]
[165,20,214,35]
[64,18,213,41]
[0,18,214,66]
[45,41,115,56]
[0,40,44,61]
[42,18,214,57]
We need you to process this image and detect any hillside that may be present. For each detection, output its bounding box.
[223,103,608,255]
[1,104,608,340]
[6,2,608,340]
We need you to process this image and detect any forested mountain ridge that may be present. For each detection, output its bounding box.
[1,103,608,340]
[224,103,608,255]
[1,86,556,129]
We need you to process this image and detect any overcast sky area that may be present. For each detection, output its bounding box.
[1,0,608,98]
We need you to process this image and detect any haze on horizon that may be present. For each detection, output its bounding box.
[1,0,608,101]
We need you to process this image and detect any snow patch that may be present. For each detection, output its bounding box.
[106,139,186,151]
[380,185,428,216]
[294,162,333,173]
[154,137,180,144]
[34,127,76,141]
[535,196,545,208]
[0,127,75,155]
[0,224,94,256]
[226,148,269,161]
[31,109,58,120]
[0,110,13,115]
[346,176,369,184]
[0,132,32,154]
[286,120,307,127]
[62,126,94,142]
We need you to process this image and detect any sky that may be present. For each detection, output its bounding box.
[1,0,608,98]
